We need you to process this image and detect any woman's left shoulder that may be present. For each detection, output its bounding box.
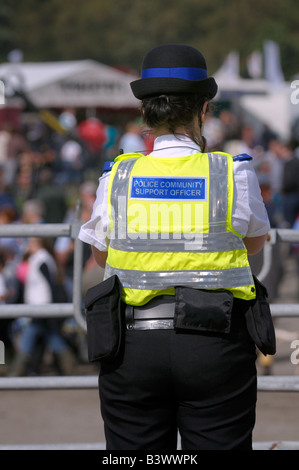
[232,153,255,176]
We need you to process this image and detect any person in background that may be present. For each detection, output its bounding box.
[281,144,299,227]
[35,167,67,223]
[54,180,97,301]
[8,237,73,376]
[118,120,145,154]
[21,199,45,225]
[0,248,10,367]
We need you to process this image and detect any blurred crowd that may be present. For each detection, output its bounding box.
[0,106,298,377]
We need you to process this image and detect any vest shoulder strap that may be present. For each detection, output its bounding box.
[102,152,144,174]
[233,153,253,162]
[102,160,115,174]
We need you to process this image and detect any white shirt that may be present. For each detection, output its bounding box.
[24,248,57,305]
[79,135,270,251]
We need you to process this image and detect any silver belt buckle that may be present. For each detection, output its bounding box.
[130,319,173,330]
[148,319,173,329]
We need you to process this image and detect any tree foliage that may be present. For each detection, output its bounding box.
[2,0,299,79]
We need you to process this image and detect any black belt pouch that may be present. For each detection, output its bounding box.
[85,275,122,363]
[174,287,233,334]
[244,275,276,356]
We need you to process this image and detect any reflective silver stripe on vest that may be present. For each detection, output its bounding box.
[105,263,253,290]
[208,153,228,233]
[110,158,139,239]
[110,231,245,253]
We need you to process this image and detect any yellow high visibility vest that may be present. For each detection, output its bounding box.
[104,151,256,306]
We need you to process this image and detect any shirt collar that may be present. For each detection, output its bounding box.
[150,134,201,157]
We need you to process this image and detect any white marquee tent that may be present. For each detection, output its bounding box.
[212,47,295,141]
[214,74,292,141]
[0,59,140,109]
[239,89,292,141]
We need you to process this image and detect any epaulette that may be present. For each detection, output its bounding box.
[233,153,253,162]
[102,160,115,174]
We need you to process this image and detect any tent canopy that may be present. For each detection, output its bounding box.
[240,90,291,141]
[0,59,139,109]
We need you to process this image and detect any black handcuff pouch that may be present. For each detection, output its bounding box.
[85,275,123,363]
[244,275,276,356]
[174,286,233,334]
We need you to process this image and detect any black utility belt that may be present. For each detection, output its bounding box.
[125,288,232,333]
[125,296,175,330]
[84,275,276,364]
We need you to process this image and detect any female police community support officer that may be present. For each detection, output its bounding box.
[79,44,270,451]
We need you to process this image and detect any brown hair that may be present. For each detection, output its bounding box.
[141,94,209,152]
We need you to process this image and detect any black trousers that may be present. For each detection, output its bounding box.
[99,300,257,450]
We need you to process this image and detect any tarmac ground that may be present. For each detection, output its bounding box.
[0,253,299,450]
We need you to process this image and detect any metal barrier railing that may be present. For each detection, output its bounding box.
[0,222,298,449]
[259,228,299,318]
[0,375,298,391]
[0,202,86,330]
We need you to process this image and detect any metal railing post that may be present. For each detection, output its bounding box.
[72,201,87,331]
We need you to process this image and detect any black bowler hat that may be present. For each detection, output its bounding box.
[130,44,218,100]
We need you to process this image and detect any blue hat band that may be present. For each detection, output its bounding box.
[141,67,208,81]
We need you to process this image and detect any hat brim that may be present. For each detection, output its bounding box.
[130,76,218,100]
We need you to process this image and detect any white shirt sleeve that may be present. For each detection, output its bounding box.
[78,172,110,251]
[232,159,270,238]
